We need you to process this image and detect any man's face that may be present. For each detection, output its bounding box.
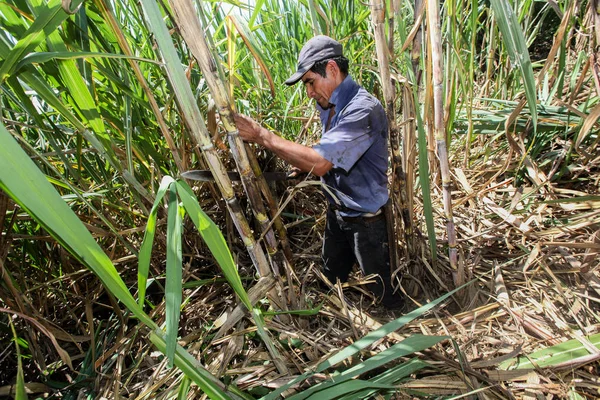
[301,63,338,109]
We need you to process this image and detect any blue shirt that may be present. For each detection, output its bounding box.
[312,76,389,217]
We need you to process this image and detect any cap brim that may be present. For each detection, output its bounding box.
[284,63,313,86]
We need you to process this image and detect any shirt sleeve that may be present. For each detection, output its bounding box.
[313,98,379,172]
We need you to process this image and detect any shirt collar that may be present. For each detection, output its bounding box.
[316,75,358,113]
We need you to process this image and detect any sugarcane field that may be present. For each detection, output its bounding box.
[1,0,600,398]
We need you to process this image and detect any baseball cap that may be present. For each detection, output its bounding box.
[284,35,343,86]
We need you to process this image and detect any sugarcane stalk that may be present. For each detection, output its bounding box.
[412,0,425,87]
[405,0,425,206]
[167,0,291,374]
[168,0,295,283]
[245,146,295,265]
[370,0,414,263]
[426,0,460,284]
[401,85,416,252]
[171,0,293,270]
[463,0,478,167]
[404,54,438,281]
[137,0,286,300]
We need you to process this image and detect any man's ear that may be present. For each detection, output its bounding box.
[326,60,338,77]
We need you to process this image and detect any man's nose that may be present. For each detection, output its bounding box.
[306,87,315,98]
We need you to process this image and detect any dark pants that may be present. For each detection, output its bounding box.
[322,207,398,306]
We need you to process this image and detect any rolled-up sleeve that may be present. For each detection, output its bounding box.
[313,99,378,172]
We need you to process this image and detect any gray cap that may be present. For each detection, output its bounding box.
[285,35,343,86]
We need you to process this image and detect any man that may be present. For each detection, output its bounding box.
[234,35,402,309]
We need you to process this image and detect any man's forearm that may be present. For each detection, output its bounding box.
[256,127,332,176]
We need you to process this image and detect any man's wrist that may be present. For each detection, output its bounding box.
[256,126,272,147]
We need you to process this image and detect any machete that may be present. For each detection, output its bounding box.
[182,170,294,182]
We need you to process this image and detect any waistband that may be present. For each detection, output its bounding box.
[329,204,385,222]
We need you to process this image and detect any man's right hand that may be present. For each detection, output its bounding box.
[233,113,264,144]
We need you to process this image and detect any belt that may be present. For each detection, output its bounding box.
[330,205,384,222]
[361,208,383,218]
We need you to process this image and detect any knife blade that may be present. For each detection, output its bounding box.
[181,170,291,182]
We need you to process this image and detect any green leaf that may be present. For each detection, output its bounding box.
[15,355,28,400]
[15,51,162,70]
[287,335,448,400]
[177,377,191,400]
[176,180,252,310]
[414,84,437,261]
[489,0,538,130]
[10,320,29,400]
[149,331,243,400]
[499,333,600,370]
[336,359,431,400]
[44,31,110,143]
[306,380,395,400]
[0,121,155,329]
[263,303,322,316]
[251,308,286,374]
[248,0,265,28]
[165,184,183,368]
[0,0,84,81]
[138,176,175,307]
[262,284,466,400]
[0,125,245,396]
[228,14,275,97]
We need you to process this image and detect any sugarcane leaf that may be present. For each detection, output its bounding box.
[263,304,322,316]
[0,121,155,328]
[251,308,287,373]
[15,355,28,400]
[15,51,162,70]
[489,0,537,130]
[336,359,431,400]
[542,196,600,204]
[307,0,324,36]
[175,180,252,310]
[165,184,183,368]
[149,331,240,400]
[287,335,448,400]
[0,128,242,394]
[8,320,28,400]
[138,0,212,151]
[44,32,110,142]
[14,334,28,400]
[177,376,192,400]
[499,333,600,370]
[306,380,396,400]
[575,103,600,148]
[138,176,175,307]
[262,284,465,400]
[414,85,437,261]
[0,0,84,81]
[248,0,265,28]
[227,14,275,97]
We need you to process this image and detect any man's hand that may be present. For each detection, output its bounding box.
[286,166,306,179]
[234,113,263,143]
[233,112,333,176]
